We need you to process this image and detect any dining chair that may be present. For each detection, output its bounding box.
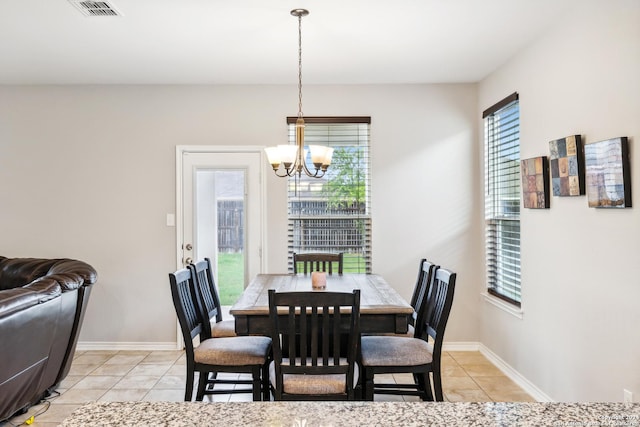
[268,289,361,400]
[380,259,438,337]
[189,258,236,338]
[169,268,272,401]
[360,267,456,401]
[293,252,344,275]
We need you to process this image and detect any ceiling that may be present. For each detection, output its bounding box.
[0,0,587,85]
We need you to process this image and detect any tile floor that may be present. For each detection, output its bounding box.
[2,350,534,426]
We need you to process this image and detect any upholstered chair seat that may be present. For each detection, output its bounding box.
[361,336,433,366]
[195,336,271,366]
[269,358,359,395]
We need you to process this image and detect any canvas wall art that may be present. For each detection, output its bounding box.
[549,135,584,196]
[521,156,550,209]
[584,137,631,208]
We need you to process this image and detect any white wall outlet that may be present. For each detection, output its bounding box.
[624,389,633,403]
[166,213,175,227]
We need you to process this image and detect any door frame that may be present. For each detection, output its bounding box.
[175,145,267,346]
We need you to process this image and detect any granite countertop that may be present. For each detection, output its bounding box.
[61,401,640,427]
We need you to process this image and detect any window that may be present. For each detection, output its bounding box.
[483,93,521,306]
[287,117,371,273]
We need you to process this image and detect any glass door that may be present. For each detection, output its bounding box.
[181,150,263,306]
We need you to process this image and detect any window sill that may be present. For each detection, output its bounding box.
[482,293,524,319]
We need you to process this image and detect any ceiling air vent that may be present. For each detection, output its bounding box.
[68,1,121,17]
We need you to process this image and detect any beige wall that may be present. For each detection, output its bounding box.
[0,84,480,346]
[478,0,640,402]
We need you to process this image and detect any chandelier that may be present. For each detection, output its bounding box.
[265,9,333,178]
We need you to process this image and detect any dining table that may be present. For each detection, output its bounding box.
[229,273,414,335]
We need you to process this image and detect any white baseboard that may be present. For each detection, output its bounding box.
[77,342,180,351]
[442,341,481,352]
[477,343,554,402]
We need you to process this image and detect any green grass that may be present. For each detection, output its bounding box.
[217,252,245,305]
[342,253,367,273]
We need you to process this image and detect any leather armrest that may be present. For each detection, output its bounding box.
[0,281,61,319]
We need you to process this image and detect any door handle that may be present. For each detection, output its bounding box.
[184,257,193,265]
[185,243,193,251]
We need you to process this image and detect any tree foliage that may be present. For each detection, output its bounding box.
[323,147,366,210]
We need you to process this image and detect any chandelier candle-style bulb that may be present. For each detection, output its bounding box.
[264,8,332,178]
[310,145,334,169]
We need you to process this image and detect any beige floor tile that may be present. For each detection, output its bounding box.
[473,375,534,401]
[118,350,152,356]
[90,363,135,376]
[392,373,416,384]
[217,372,241,380]
[98,389,149,402]
[113,375,160,389]
[104,354,147,365]
[141,351,184,364]
[68,363,100,376]
[448,351,490,365]
[55,388,107,404]
[72,353,114,365]
[155,375,187,389]
[440,353,457,365]
[143,389,186,402]
[228,392,256,402]
[202,393,232,402]
[445,389,493,402]
[128,363,172,376]
[442,364,469,377]
[473,375,520,393]
[72,375,122,389]
[489,390,536,402]
[79,350,118,356]
[462,363,505,377]
[372,373,396,383]
[401,395,422,402]
[373,393,404,401]
[58,375,84,389]
[441,376,481,392]
[165,364,187,376]
[174,354,187,365]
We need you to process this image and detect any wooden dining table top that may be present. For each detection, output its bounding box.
[229,273,413,335]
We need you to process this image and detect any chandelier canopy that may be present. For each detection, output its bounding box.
[265,9,333,178]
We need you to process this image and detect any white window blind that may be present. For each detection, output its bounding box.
[483,94,521,306]
[287,117,371,273]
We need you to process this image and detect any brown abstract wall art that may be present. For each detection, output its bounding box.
[584,137,631,208]
[521,156,550,209]
[549,135,585,196]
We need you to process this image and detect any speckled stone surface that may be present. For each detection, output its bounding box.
[61,401,640,427]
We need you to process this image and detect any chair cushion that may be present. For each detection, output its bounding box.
[360,336,433,366]
[194,336,271,366]
[269,358,359,395]
[211,319,237,338]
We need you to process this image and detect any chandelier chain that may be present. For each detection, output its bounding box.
[264,9,332,179]
[297,13,303,118]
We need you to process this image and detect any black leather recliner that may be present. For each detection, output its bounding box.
[0,257,97,421]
